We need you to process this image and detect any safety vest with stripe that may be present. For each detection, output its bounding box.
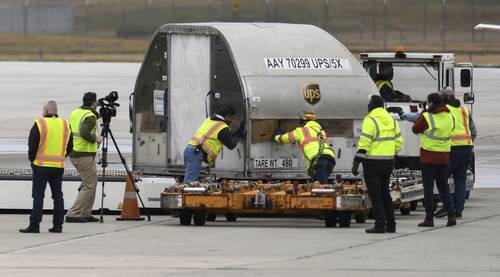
[33,117,71,168]
[420,111,454,152]
[356,107,403,160]
[447,104,473,146]
[69,108,98,153]
[376,80,397,98]
[188,118,228,164]
[274,121,335,173]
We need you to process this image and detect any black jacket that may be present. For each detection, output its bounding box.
[29,115,73,173]
[374,74,410,102]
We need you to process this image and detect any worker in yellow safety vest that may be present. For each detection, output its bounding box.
[433,87,477,219]
[412,92,456,228]
[352,95,403,234]
[20,101,72,233]
[65,92,103,223]
[374,62,411,102]
[184,105,246,184]
[273,112,336,184]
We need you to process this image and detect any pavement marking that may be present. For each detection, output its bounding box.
[215,212,500,271]
[0,218,175,255]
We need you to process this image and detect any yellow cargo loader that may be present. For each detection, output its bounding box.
[161,181,370,228]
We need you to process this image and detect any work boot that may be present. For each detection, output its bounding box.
[418,217,434,227]
[85,216,100,222]
[65,217,87,223]
[365,227,385,234]
[434,207,448,218]
[19,224,40,233]
[48,226,63,233]
[386,224,396,233]
[447,214,457,227]
[455,211,462,219]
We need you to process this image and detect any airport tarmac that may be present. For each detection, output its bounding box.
[0,62,499,276]
[0,188,498,276]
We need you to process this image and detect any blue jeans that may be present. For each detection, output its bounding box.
[183,145,204,183]
[448,147,473,214]
[311,156,335,184]
[30,166,65,228]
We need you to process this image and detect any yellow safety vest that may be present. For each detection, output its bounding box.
[274,121,335,174]
[188,118,228,164]
[33,117,70,168]
[69,108,98,153]
[356,107,403,160]
[420,111,454,152]
[447,104,473,146]
[375,80,394,91]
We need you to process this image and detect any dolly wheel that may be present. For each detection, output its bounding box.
[324,212,337,227]
[179,209,192,226]
[355,213,367,223]
[410,200,418,211]
[225,213,238,222]
[206,213,217,222]
[193,210,207,226]
[338,211,351,228]
[400,207,411,215]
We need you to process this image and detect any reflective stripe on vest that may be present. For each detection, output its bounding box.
[356,108,401,160]
[375,80,393,91]
[69,108,98,153]
[448,105,473,146]
[189,120,226,163]
[421,112,453,152]
[33,118,70,168]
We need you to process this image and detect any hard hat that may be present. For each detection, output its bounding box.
[303,111,317,121]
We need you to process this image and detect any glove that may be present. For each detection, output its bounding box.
[273,127,283,137]
[235,121,246,137]
[398,111,405,120]
[351,160,360,176]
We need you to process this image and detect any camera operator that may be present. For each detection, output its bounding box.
[65,92,103,223]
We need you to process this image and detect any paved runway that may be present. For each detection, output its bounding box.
[1,188,498,276]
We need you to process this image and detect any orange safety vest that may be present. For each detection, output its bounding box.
[33,117,71,168]
[447,104,473,146]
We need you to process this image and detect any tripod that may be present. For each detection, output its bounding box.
[99,116,151,223]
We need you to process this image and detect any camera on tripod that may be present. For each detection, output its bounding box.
[97,91,120,119]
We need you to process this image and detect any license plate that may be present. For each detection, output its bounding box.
[253,158,298,169]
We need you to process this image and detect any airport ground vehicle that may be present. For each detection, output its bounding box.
[131,23,381,226]
[359,50,476,204]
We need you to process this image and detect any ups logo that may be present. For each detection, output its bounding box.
[303,83,321,105]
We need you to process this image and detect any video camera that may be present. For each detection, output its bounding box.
[98,91,120,119]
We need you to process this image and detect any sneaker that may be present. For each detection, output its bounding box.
[365,227,385,234]
[85,216,100,222]
[19,225,40,233]
[418,218,434,227]
[434,207,448,218]
[65,217,87,223]
[48,226,62,233]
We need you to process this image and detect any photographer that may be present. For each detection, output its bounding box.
[65,92,103,223]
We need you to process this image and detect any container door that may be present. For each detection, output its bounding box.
[168,34,211,167]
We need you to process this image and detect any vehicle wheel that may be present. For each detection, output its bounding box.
[206,213,217,222]
[193,210,207,226]
[465,190,471,200]
[410,200,418,211]
[324,212,337,227]
[338,211,351,228]
[355,213,367,223]
[225,213,238,222]
[367,209,374,219]
[179,209,192,226]
[400,207,411,215]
